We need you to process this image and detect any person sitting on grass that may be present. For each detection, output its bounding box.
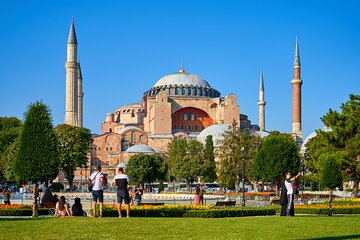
[71,197,85,216]
[54,196,71,217]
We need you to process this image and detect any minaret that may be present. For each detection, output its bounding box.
[64,17,79,126]
[291,37,303,138]
[258,70,266,131]
[77,63,83,127]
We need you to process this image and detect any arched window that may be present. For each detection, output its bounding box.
[175,87,178,95]
[180,124,184,129]
[194,114,198,120]
[188,87,191,95]
[182,88,185,95]
[140,135,144,143]
[187,113,192,120]
[194,125,198,131]
[187,124,191,130]
[173,124,177,129]
[131,132,136,142]
[109,128,112,133]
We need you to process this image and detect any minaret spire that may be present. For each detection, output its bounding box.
[258,69,266,131]
[291,37,303,138]
[64,17,79,126]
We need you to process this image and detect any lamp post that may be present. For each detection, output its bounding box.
[241,147,245,207]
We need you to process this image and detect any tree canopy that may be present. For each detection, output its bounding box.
[126,153,167,188]
[320,94,360,197]
[55,124,93,190]
[202,135,217,182]
[253,131,301,193]
[13,101,59,217]
[217,121,261,189]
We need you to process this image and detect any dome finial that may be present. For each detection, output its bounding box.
[179,61,185,73]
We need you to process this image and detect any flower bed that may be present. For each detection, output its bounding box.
[0,204,49,216]
[92,204,276,218]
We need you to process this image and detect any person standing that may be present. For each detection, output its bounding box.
[194,186,201,205]
[3,187,11,205]
[284,172,301,216]
[114,167,131,218]
[88,165,105,218]
[134,187,143,206]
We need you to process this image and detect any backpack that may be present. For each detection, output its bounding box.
[102,174,108,188]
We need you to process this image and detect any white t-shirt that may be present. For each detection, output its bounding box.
[285,179,293,195]
[90,171,104,191]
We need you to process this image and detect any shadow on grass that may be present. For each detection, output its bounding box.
[308,235,360,240]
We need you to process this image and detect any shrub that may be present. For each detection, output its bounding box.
[50,182,64,192]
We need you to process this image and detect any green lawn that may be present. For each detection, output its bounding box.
[1,216,360,240]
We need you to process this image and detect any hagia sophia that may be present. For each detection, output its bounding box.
[63,19,304,183]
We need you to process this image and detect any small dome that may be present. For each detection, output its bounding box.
[197,124,232,146]
[301,128,332,151]
[153,71,211,88]
[125,144,156,153]
[107,112,114,116]
[254,131,270,138]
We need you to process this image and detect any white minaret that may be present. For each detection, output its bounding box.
[77,63,83,127]
[64,17,79,126]
[258,70,266,131]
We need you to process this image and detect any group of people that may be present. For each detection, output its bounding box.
[53,196,85,217]
[88,165,141,218]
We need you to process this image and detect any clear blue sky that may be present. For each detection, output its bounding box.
[1,0,359,138]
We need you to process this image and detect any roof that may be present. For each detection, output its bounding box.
[67,17,78,44]
[153,71,211,88]
[197,124,232,146]
[118,126,144,135]
[125,144,156,153]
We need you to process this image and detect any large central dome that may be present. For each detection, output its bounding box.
[153,70,211,88]
[144,66,220,98]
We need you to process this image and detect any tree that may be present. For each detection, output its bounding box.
[167,139,205,190]
[13,101,60,217]
[55,124,93,190]
[0,117,21,179]
[320,154,342,216]
[217,121,261,190]
[202,135,216,182]
[127,153,167,190]
[253,131,301,195]
[321,94,360,197]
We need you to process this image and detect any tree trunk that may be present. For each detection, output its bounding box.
[328,189,333,216]
[32,182,39,218]
[275,178,281,196]
[351,171,359,198]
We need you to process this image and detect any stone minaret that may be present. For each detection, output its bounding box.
[258,70,266,131]
[291,37,303,138]
[77,63,83,127]
[64,17,79,126]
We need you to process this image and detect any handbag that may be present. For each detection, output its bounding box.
[88,172,99,191]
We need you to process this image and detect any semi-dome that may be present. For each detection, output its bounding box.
[125,144,156,153]
[144,66,220,98]
[197,124,232,146]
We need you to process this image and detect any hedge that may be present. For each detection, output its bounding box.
[95,207,276,218]
[0,208,50,216]
[273,206,360,215]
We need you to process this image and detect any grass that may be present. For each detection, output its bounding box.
[1,215,360,240]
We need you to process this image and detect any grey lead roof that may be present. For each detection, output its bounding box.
[294,37,300,66]
[259,70,264,91]
[67,17,78,44]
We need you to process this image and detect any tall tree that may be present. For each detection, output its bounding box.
[167,139,205,189]
[217,121,261,189]
[55,124,92,190]
[0,117,21,179]
[13,102,59,217]
[320,154,343,216]
[253,131,301,194]
[321,94,360,197]
[202,135,216,182]
[126,153,167,190]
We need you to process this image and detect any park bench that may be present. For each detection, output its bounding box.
[215,201,236,207]
[40,203,56,215]
[138,202,165,206]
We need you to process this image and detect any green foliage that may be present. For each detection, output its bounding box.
[0,117,21,179]
[167,139,206,187]
[320,94,360,197]
[320,154,343,190]
[49,182,64,192]
[13,101,59,183]
[253,131,301,190]
[55,124,92,189]
[0,208,49,216]
[202,135,216,182]
[127,154,167,186]
[217,121,261,188]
